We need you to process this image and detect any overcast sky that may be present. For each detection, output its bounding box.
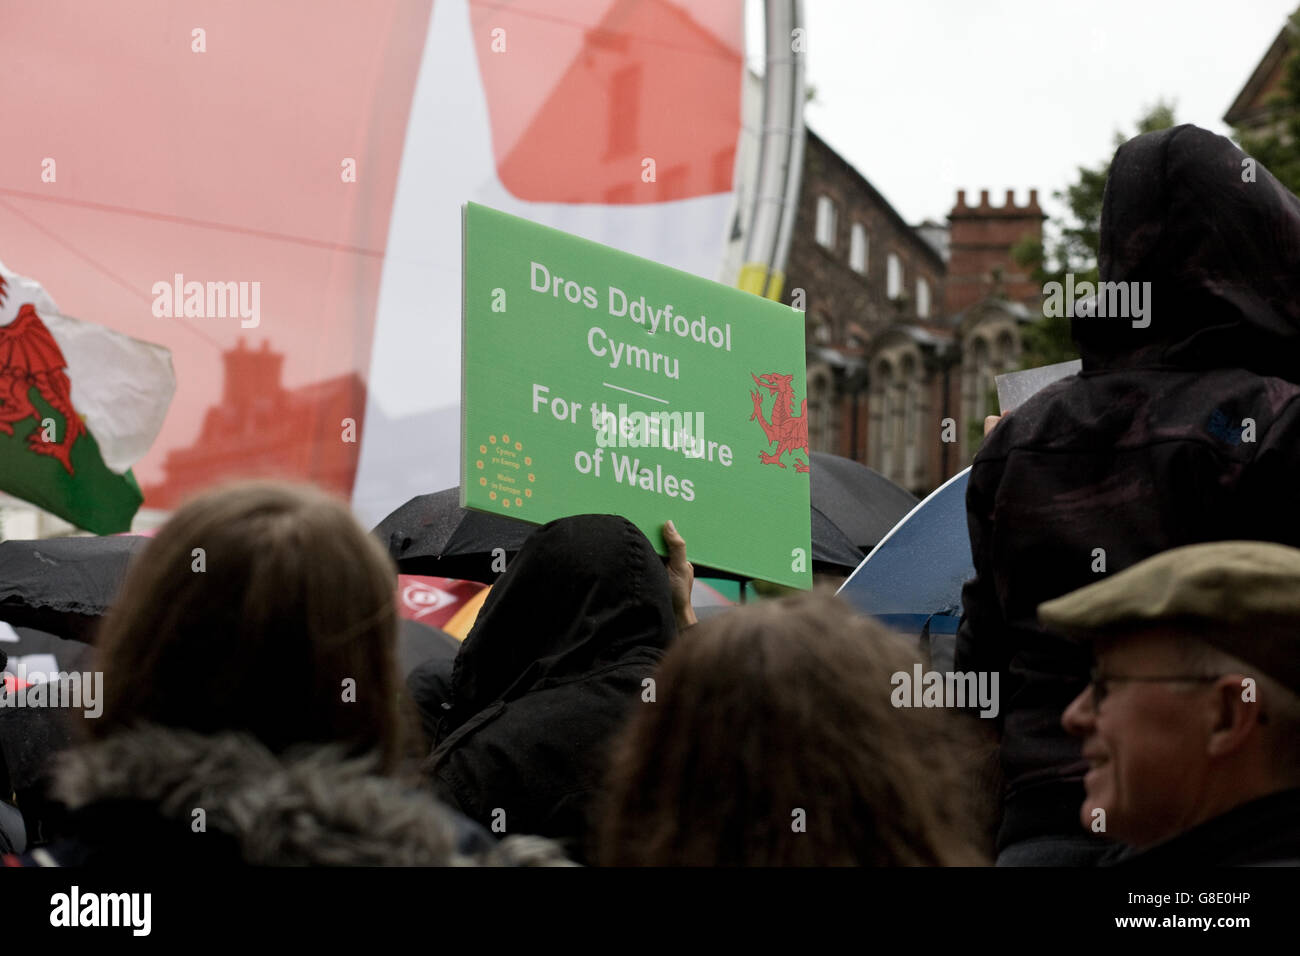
[745,0,1296,227]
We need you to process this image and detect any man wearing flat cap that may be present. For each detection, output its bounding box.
[1042,541,1300,866]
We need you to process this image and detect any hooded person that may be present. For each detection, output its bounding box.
[955,124,1300,865]
[414,514,676,862]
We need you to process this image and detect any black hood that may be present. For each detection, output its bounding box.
[1077,124,1300,377]
[441,514,674,731]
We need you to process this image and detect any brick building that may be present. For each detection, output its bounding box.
[774,128,1044,496]
[1224,12,1296,139]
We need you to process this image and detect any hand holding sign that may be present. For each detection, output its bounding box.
[663,520,697,630]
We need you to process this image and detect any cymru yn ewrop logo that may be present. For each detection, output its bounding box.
[749,372,809,474]
[474,433,535,510]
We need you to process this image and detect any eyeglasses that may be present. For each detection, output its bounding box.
[1088,667,1223,708]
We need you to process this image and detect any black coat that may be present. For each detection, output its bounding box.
[416,514,675,863]
[956,125,1300,854]
[8,724,572,866]
[1104,789,1300,867]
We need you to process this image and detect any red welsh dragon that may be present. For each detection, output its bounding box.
[749,371,809,473]
[0,272,84,474]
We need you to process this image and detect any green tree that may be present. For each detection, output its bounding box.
[1236,12,1300,194]
[1014,102,1178,369]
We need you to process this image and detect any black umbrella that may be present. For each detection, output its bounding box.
[0,536,147,641]
[373,487,536,583]
[397,617,460,679]
[0,622,94,676]
[0,624,96,801]
[376,486,865,583]
[809,505,868,575]
[809,452,919,552]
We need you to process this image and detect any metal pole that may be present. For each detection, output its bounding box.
[738,0,806,302]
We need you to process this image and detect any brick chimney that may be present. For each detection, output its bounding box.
[222,339,285,415]
[944,188,1044,314]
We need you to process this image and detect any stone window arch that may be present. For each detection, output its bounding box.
[997,328,1018,371]
[811,311,833,346]
[807,365,834,453]
[901,353,922,485]
[870,358,894,477]
[963,335,993,457]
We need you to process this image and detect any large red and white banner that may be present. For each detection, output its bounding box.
[1,0,743,526]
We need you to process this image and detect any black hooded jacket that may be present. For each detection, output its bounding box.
[415,514,675,861]
[955,125,1300,855]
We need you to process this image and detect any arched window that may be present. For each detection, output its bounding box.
[886,253,903,299]
[890,358,909,485]
[849,223,868,274]
[901,354,920,484]
[812,311,833,346]
[997,330,1017,370]
[807,368,832,452]
[872,360,894,477]
[964,336,992,455]
[815,196,837,249]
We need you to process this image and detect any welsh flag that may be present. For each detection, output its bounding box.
[1,0,743,526]
[0,261,175,534]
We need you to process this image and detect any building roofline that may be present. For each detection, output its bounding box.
[1224,18,1294,125]
[805,126,948,273]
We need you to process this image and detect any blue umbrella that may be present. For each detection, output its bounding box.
[837,468,972,668]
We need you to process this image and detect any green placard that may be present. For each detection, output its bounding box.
[461,203,811,588]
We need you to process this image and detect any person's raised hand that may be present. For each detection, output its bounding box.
[663,520,697,630]
[984,415,1003,436]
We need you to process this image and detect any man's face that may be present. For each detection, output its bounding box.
[1061,631,1217,848]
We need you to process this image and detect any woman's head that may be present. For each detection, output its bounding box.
[598,590,989,866]
[91,481,408,770]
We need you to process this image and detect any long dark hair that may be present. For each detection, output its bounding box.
[90,481,413,772]
[597,590,990,865]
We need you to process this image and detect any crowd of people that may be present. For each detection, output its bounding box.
[3,123,1300,867]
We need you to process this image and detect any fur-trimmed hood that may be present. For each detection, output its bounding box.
[47,725,573,866]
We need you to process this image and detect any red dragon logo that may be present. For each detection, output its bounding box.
[0,273,85,474]
[749,371,809,473]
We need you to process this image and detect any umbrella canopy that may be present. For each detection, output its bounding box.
[809,452,919,552]
[396,618,460,680]
[837,467,972,658]
[0,535,147,640]
[373,488,535,583]
[0,622,95,793]
[0,621,94,680]
[809,506,868,576]
[376,486,864,583]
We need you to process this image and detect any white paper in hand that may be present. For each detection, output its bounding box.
[995,360,1082,414]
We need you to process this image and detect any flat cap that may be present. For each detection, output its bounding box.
[1039,540,1300,694]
